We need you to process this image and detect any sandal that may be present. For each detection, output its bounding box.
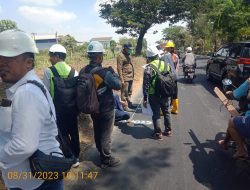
[162,131,172,137]
[218,140,228,150]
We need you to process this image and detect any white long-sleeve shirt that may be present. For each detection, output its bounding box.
[0,70,61,189]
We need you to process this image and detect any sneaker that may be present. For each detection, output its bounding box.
[151,132,163,140]
[72,158,80,168]
[162,131,172,137]
[100,156,121,169]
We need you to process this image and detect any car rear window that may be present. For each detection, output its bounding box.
[242,44,250,58]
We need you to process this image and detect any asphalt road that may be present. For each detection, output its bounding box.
[67,59,250,190]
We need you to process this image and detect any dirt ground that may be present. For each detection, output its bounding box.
[0,56,145,189]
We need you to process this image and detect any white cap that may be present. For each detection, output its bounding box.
[186,47,192,52]
[49,44,67,54]
[0,29,38,57]
[87,41,105,53]
[146,45,160,57]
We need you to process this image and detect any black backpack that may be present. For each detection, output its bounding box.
[50,66,78,115]
[150,61,176,98]
[77,67,103,114]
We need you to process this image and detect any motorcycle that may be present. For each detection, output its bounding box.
[183,65,196,82]
[222,78,248,115]
[215,79,250,155]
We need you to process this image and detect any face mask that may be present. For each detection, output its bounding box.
[128,49,132,55]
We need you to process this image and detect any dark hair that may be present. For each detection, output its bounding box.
[49,52,66,60]
[87,52,103,60]
[147,54,158,62]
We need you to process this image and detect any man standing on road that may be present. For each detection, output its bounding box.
[117,43,134,110]
[143,45,172,140]
[81,41,122,168]
[43,44,80,168]
[0,30,63,189]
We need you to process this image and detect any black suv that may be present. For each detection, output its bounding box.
[206,42,250,86]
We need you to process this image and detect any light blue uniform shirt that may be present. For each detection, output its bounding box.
[233,80,250,116]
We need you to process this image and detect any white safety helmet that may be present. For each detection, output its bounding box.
[87,41,105,53]
[146,45,160,58]
[49,44,67,54]
[0,29,38,57]
[186,47,192,52]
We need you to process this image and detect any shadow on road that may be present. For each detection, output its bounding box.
[70,144,172,190]
[188,129,250,190]
[116,122,153,140]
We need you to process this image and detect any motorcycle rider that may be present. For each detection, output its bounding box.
[218,78,250,158]
[182,47,196,75]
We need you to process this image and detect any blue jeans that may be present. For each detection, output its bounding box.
[10,179,63,190]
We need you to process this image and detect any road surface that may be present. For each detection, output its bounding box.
[66,58,250,190]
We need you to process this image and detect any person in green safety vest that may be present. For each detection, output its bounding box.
[43,44,80,168]
[143,45,172,140]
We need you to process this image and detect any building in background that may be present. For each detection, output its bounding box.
[31,33,60,50]
[90,37,112,49]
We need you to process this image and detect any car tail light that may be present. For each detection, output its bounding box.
[237,58,250,65]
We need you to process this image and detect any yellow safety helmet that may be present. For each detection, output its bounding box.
[165,41,175,48]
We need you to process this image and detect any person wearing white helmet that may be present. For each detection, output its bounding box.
[143,45,172,140]
[0,30,63,189]
[43,43,80,168]
[182,46,196,72]
[79,41,122,168]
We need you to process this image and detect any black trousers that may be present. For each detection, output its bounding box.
[91,110,114,161]
[149,95,171,133]
[57,113,80,158]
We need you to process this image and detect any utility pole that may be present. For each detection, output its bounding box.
[55,32,58,43]
[31,33,37,41]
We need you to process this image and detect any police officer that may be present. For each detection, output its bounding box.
[117,43,134,110]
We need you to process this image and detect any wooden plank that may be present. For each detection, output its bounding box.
[214,87,240,117]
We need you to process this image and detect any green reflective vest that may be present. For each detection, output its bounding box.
[148,59,170,95]
[50,61,72,99]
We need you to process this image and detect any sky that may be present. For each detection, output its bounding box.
[0,0,179,45]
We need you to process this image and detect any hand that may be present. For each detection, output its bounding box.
[225,91,234,100]
[143,100,147,108]
[107,66,115,73]
[122,82,126,88]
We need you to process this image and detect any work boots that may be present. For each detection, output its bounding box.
[171,99,179,114]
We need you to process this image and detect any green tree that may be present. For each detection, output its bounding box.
[110,40,117,57]
[59,34,77,55]
[0,19,18,32]
[162,26,191,50]
[119,37,147,55]
[99,0,196,55]
[210,0,250,42]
